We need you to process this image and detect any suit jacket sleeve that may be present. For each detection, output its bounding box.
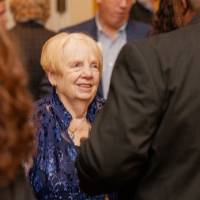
[76,42,165,194]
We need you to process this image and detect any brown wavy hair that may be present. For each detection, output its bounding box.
[152,0,177,35]
[0,25,35,186]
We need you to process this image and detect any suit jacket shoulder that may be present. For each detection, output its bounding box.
[126,20,151,41]
[60,18,97,40]
[9,21,55,100]
[131,21,200,73]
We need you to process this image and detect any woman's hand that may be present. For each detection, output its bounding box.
[68,118,91,146]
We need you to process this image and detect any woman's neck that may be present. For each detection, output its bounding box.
[57,92,90,119]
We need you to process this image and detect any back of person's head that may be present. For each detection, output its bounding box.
[40,32,103,76]
[10,0,50,23]
[152,0,177,34]
[0,25,35,187]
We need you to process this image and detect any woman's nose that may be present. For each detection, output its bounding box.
[81,65,92,77]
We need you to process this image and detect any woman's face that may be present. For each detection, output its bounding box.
[55,40,101,103]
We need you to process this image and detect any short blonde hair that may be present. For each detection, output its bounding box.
[10,0,50,23]
[41,32,103,75]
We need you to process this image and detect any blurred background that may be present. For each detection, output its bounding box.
[5,0,98,31]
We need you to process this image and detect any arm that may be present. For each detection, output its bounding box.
[76,42,165,194]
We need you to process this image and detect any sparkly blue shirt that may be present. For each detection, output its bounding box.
[29,91,114,200]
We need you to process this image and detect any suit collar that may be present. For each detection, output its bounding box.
[89,18,98,40]
[16,21,44,28]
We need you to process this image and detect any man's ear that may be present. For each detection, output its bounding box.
[47,71,57,87]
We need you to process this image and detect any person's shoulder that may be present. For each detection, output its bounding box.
[29,21,55,37]
[126,19,152,39]
[125,27,185,50]
[128,19,151,29]
[60,18,95,33]
[34,95,53,118]
[10,22,55,39]
[127,19,151,33]
[40,26,55,36]
[88,96,105,120]
[120,25,196,67]
[141,26,193,51]
[31,95,55,134]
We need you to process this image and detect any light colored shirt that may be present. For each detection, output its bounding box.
[96,17,127,99]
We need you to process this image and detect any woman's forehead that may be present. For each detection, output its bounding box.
[63,40,98,59]
[64,38,93,50]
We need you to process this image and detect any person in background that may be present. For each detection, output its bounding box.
[29,32,117,200]
[130,0,160,24]
[0,0,6,27]
[41,0,150,99]
[9,0,54,100]
[76,0,200,199]
[0,24,35,200]
[152,0,177,34]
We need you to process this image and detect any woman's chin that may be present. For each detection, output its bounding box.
[75,87,96,101]
[76,92,94,101]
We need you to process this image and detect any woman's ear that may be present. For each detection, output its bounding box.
[47,71,57,87]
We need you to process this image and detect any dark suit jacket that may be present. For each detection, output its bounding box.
[10,21,54,100]
[61,17,150,42]
[41,18,150,97]
[76,14,200,200]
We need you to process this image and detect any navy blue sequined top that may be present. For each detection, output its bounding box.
[29,91,112,200]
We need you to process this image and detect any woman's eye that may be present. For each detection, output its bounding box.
[91,63,98,69]
[71,62,82,68]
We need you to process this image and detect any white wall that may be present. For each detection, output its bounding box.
[6,0,95,32]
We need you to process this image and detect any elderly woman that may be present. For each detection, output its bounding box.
[29,32,115,200]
